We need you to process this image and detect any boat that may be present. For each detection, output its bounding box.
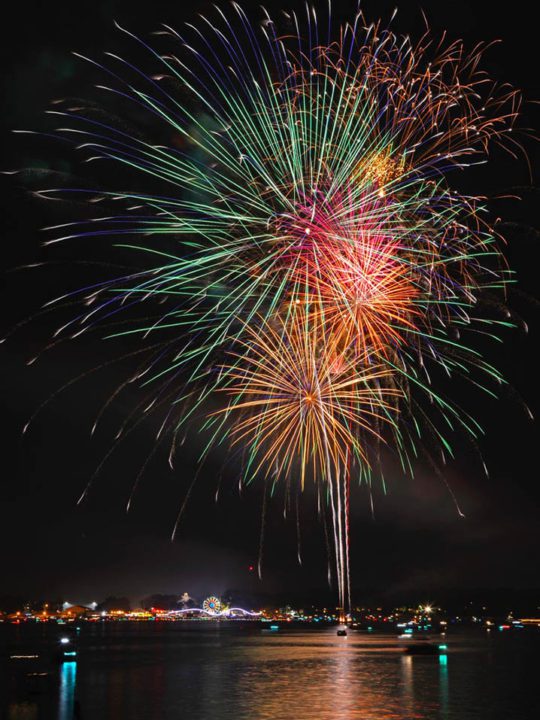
[261,624,280,633]
[53,633,78,663]
[401,636,447,655]
[403,642,444,655]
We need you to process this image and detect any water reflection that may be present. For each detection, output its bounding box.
[7,702,38,720]
[2,625,536,720]
[400,654,415,717]
[58,661,77,720]
[231,634,429,719]
[439,654,449,717]
[332,636,354,717]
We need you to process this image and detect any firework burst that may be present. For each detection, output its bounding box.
[15,3,526,610]
[214,309,401,486]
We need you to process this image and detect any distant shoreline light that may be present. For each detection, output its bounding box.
[166,607,261,618]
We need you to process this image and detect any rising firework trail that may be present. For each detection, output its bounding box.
[12,3,527,610]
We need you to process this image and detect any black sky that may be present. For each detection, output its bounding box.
[0,0,538,607]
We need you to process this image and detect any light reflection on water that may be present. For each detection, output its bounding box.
[439,653,449,716]
[58,661,77,720]
[2,625,538,719]
[6,703,38,720]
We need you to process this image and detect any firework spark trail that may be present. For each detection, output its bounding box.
[212,309,402,606]
[16,3,527,608]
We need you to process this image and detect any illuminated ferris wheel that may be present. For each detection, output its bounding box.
[202,596,222,615]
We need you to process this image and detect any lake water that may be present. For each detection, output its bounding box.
[1,622,538,719]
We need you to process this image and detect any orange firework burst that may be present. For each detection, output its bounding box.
[292,223,419,357]
[215,308,402,489]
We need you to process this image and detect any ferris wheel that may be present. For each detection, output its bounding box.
[202,596,222,615]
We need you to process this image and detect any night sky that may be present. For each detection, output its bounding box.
[0,0,538,607]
